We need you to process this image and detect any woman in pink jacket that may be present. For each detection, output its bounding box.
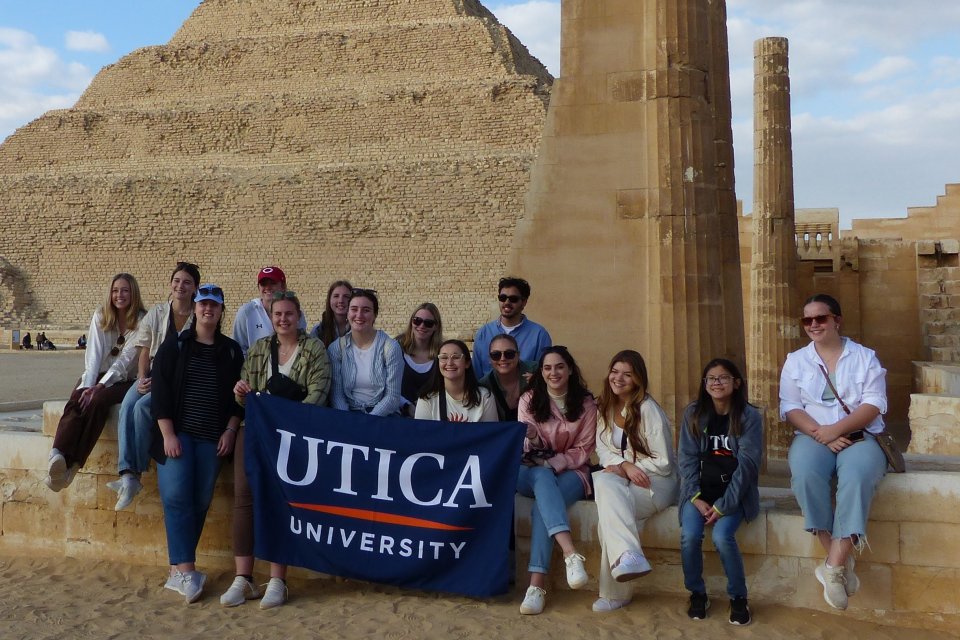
[516,346,597,615]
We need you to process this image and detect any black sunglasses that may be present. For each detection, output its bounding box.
[411,317,437,329]
[110,334,126,357]
[198,285,224,298]
[489,349,518,361]
[800,313,836,327]
[498,294,523,303]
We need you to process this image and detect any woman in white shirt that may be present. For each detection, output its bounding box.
[415,339,497,422]
[592,349,678,612]
[46,273,146,491]
[398,302,443,417]
[780,294,888,611]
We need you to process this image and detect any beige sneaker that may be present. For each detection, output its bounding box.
[844,555,860,596]
[519,586,546,615]
[815,562,848,610]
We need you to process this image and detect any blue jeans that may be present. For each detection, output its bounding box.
[116,384,154,475]
[516,465,585,574]
[680,500,746,598]
[788,433,886,539]
[156,433,222,565]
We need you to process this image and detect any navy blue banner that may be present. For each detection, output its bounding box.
[244,394,525,597]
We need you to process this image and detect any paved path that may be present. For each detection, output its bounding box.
[0,350,84,410]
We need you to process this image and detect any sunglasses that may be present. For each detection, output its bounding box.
[498,294,523,304]
[411,317,437,329]
[271,290,298,300]
[489,349,518,361]
[198,285,224,298]
[110,334,126,357]
[800,313,836,327]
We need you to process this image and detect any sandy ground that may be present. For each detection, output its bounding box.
[0,351,954,638]
[0,556,955,640]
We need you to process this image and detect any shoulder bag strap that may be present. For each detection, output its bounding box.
[438,390,450,422]
[818,364,851,415]
[270,335,281,378]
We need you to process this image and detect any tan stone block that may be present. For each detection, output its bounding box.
[900,522,960,568]
[907,394,960,456]
[870,472,960,524]
[0,432,50,470]
[1,500,65,544]
[766,512,822,558]
[43,401,68,437]
[892,565,960,614]
[65,506,117,547]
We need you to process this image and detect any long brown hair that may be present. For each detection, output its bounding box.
[597,350,654,461]
[99,273,145,333]
[688,358,748,438]
[528,346,591,423]
[318,280,352,346]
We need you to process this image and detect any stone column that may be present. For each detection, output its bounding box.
[508,0,744,426]
[748,37,802,459]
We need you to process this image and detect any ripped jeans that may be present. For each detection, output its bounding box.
[788,433,886,540]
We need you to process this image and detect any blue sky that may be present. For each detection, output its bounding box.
[2,0,959,227]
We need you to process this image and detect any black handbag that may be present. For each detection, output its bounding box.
[266,336,308,402]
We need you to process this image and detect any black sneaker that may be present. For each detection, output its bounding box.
[687,591,709,619]
[729,596,751,625]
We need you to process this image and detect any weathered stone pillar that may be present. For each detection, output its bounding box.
[748,37,802,459]
[508,0,745,426]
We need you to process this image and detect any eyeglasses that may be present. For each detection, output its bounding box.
[271,290,298,300]
[411,317,437,328]
[704,375,734,385]
[438,353,465,363]
[498,294,523,304]
[489,349,518,361]
[110,334,126,356]
[800,314,836,327]
[198,285,224,298]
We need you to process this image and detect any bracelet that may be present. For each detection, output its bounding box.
[225,426,238,433]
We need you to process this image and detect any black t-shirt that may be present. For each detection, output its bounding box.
[700,413,738,504]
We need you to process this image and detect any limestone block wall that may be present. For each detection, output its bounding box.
[852,183,960,241]
[0,0,552,338]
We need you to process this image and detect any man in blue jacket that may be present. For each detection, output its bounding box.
[472,277,552,379]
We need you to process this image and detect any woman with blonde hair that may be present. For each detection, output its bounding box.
[397,302,443,416]
[46,273,146,491]
[592,350,678,612]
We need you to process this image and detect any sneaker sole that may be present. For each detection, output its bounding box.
[729,615,752,625]
[613,568,652,583]
[567,575,588,590]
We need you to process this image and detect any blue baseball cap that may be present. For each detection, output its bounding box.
[194,284,225,304]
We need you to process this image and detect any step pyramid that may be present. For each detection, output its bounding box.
[0,0,552,332]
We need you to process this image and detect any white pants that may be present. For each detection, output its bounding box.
[593,469,678,600]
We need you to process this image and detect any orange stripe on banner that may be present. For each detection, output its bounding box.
[289,503,474,531]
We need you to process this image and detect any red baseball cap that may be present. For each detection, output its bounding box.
[257,266,286,285]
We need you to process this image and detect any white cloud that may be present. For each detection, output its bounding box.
[0,28,92,141]
[933,56,960,83]
[65,30,110,53]
[853,56,914,85]
[487,1,561,76]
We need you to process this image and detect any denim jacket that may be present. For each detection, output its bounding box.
[328,330,403,416]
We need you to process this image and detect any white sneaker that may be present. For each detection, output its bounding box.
[260,577,288,610]
[181,570,207,604]
[106,479,122,493]
[592,597,631,612]
[564,552,588,590]
[611,550,652,582]
[815,562,848,610]
[519,586,546,615]
[46,449,67,492]
[220,575,260,607]
[844,555,860,596]
[165,571,185,595]
[114,475,143,511]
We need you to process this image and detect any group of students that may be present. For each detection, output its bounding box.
[42,264,888,623]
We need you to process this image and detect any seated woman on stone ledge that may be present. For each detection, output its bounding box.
[591,350,677,613]
[780,293,888,612]
[516,346,596,616]
[45,273,146,491]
